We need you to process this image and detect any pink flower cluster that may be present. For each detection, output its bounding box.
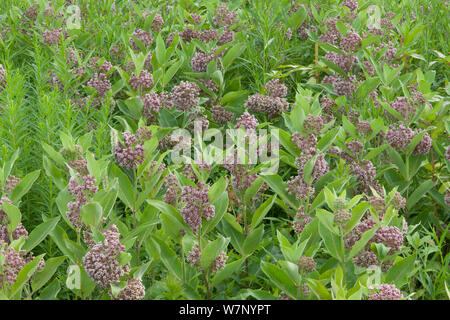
[180,183,215,234]
[67,174,98,229]
[114,132,146,170]
[83,225,130,289]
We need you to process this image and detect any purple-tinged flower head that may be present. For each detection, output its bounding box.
[446,146,450,162]
[4,175,21,192]
[343,0,359,12]
[190,13,202,24]
[304,114,324,136]
[163,174,180,206]
[292,132,317,155]
[170,81,200,111]
[66,174,98,229]
[42,28,63,45]
[390,97,415,121]
[218,30,234,45]
[180,183,215,234]
[323,75,357,97]
[0,241,27,288]
[191,51,216,73]
[298,23,316,41]
[48,72,63,91]
[390,192,406,211]
[212,5,238,28]
[286,175,314,200]
[374,42,397,63]
[265,79,288,98]
[385,124,415,151]
[334,208,352,225]
[342,140,363,162]
[297,256,316,273]
[368,284,402,300]
[325,52,358,73]
[130,28,153,51]
[89,57,113,75]
[142,92,171,123]
[166,32,174,46]
[351,159,377,194]
[224,151,258,192]
[87,73,111,98]
[293,212,313,235]
[65,48,79,68]
[321,96,336,114]
[235,112,258,130]
[114,278,146,300]
[318,18,340,45]
[353,250,378,268]
[211,252,227,273]
[199,79,218,93]
[410,89,425,107]
[24,3,39,21]
[245,93,288,117]
[345,217,376,248]
[83,225,130,289]
[0,64,6,88]
[135,126,152,143]
[413,132,431,155]
[363,60,375,76]
[151,14,164,32]
[129,70,153,91]
[212,105,234,124]
[369,196,385,217]
[380,18,393,30]
[356,121,372,137]
[68,158,88,175]
[114,132,145,170]
[372,226,405,253]
[180,28,199,42]
[198,29,219,43]
[187,242,202,268]
[339,31,362,52]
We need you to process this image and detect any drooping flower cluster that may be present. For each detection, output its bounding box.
[297,256,316,273]
[170,81,201,111]
[114,131,146,170]
[367,284,403,300]
[191,51,216,73]
[390,97,415,121]
[114,278,146,300]
[287,131,329,200]
[212,105,234,124]
[66,174,98,229]
[235,112,258,130]
[129,28,153,51]
[265,79,288,98]
[3,175,21,193]
[180,183,215,234]
[142,91,171,123]
[212,5,238,28]
[0,241,27,289]
[323,74,357,97]
[385,124,432,155]
[87,73,111,99]
[83,225,130,289]
[61,145,88,175]
[42,28,63,45]
[129,70,154,91]
[293,206,313,235]
[186,242,227,273]
[151,14,164,32]
[244,93,289,117]
[163,174,181,206]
